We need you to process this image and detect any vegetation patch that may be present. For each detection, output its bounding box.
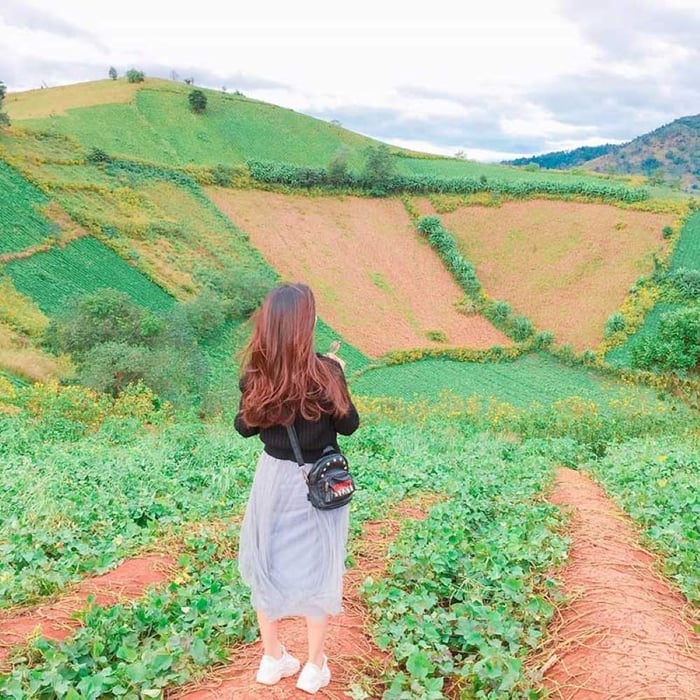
[4,237,175,315]
[583,439,699,604]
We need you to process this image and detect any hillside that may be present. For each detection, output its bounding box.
[507,114,700,193]
[585,115,700,192]
[0,76,694,389]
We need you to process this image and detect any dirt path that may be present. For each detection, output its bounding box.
[540,467,700,699]
[171,501,434,700]
[0,555,175,666]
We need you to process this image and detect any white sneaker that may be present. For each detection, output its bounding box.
[296,656,331,694]
[255,646,300,685]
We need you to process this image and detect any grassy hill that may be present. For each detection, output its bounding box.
[0,77,695,398]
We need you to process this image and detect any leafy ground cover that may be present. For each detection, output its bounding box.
[0,400,567,698]
[359,424,568,699]
[4,237,175,315]
[0,383,260,608]
[1,379,698,697]
[581,438,699,604]
[0,161,57,255]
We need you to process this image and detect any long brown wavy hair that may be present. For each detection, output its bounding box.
[238,283,351,428]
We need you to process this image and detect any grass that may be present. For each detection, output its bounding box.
[19,83,376,169]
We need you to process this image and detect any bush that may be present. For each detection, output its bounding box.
[126,69,145,83]
[188,89,207,113]
[327,148,349,186]
[668,268,700,299]
[43,289,162,358]
[662,225,674,239]
[0,80,9,127]
[195,265,275,319]
[605,312,626,336]
[86,147,111,164]
[362,144,396,187]
[632,306,700,375]
[108,66,118,80]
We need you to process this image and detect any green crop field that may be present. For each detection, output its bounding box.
[668,210,700,271]
[583,438,699,605]
[21,84,375,169]
[351,353,661,409]
[4,237,174,315]
[607,211,700,367]
[0,162,58,254]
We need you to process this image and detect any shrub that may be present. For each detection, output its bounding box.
[43,289,162,358]
[327,148,350,186]
[425,330,448,343]
[86,147,111,164]
[605,312,626,336]
[362,144,396,187]
[0,80,9,127]
[662,225,674,239]
[632,306,700,375]
[188,89,207,113]
[126,69,145,83]
[108,66,118,80]
[668,268,700,299]
[194,265,275,319]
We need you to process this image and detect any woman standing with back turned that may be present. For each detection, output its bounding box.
[234,282,360,694]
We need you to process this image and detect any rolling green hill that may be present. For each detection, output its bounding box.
[0,77,696,398]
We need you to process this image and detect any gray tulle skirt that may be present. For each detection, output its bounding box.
[238,451,350,620]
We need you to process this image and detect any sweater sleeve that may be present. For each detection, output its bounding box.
[323,356,360,435]
[234,372,260,438]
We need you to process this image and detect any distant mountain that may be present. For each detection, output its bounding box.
[503,143,620,170]
[584,115,700,192]
[504,114,700,192]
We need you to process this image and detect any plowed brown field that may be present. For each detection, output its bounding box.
[434,199,674,350]
[207,189,510,357]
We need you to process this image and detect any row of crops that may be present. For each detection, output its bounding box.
[246,159,650,202]
[1,385,698,698]
[0,161,58,255]
[0,388,566,697]
[4,237,174,315]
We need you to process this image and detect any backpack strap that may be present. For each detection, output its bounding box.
[285,424,309,484]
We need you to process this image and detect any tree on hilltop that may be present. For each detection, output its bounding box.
[108,66,118,80]
[126,68,145,83]
[0,81,9,126]
[188,89,207,114]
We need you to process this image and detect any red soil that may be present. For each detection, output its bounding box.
[172,501,433,700]
[0,555,175,665]
[206,188,510,357]
[437,199,674,350]
[540,468,700,699]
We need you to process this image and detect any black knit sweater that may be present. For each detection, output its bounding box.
[233,357,360,462]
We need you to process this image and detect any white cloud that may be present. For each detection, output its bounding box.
[2,0,700,159]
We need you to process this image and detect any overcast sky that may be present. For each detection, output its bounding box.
[2,0,699,161]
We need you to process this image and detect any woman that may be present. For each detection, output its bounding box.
[234,282,360,694]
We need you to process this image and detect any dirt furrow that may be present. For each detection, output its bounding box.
[540,467,700,700]
[0,555,175,666]
[171,501,433,700]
